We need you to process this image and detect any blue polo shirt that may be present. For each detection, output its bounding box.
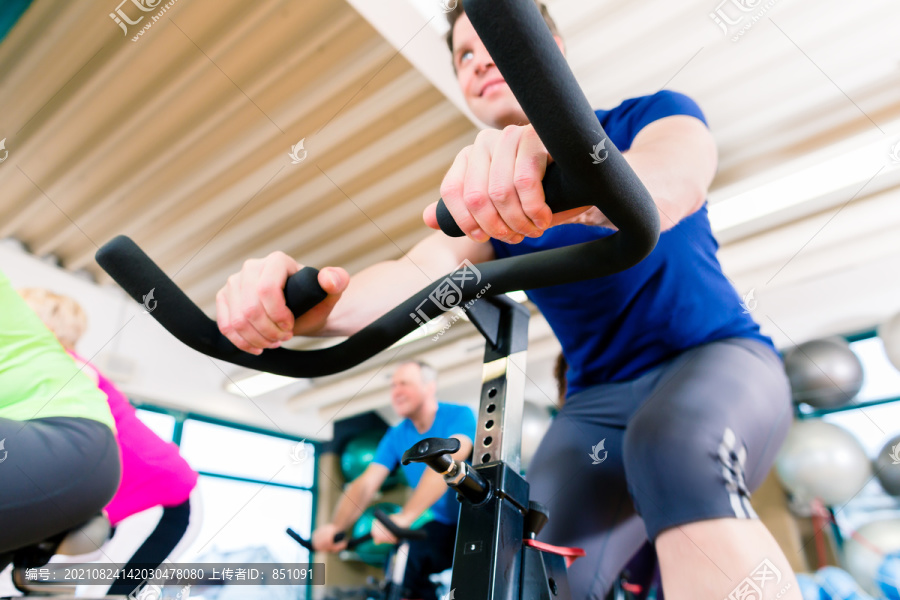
[490,90,775,396]
[372,402,476,525]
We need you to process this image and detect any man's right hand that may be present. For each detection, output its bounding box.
[216,251,349,355]
[311,523,349,553]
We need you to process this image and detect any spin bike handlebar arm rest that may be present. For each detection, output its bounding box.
[286,528,371,552]
[436,0,659,254]
[95,0,659,379]
[372,509,427,542]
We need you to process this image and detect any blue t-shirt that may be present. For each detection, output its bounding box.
[490,90,776,396]
[372,402,476,525]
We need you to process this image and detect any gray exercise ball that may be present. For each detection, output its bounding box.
[521,401,553,472]
[783,338,864,408]
[875,434,900,496]
[879,312,900,373]
[843,518,900,596]
[775,419,872,506]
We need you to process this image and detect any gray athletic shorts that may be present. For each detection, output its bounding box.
[527,337,792,600]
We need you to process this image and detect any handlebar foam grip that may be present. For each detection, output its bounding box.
[455,0,659,251]
[435,200,464,238]
[284,267,328,317]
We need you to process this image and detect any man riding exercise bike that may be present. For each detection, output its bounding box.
[312,361,474,600]
[213,2,798,598]
[97,1,799,599]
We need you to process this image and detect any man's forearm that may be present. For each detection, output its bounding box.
[331,480,372,531]
[620,117,717,232]
[318,259,433,337]
[623,148,706,232]
[399,468,450,524]
[316,231,494,337]
[558,146,706,233]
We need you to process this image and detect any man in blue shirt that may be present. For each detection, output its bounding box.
[311,361,475,600]
[216,3,800,599]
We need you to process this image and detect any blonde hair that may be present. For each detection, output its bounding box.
[18,288,87,350]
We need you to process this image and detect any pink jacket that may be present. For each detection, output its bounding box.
[71,352,199,526]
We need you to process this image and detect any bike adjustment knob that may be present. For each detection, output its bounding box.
[402,437,461,473]
[524,500,550,539]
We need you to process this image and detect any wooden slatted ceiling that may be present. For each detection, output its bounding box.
[3,0,899,299]
[0,0,897,321]
[0,0,478,312]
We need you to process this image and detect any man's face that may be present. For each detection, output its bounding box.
[450,13,565,130]
[390,363,432,418]
[451,13,526,129]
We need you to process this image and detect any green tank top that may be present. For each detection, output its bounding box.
[0,270,115,429]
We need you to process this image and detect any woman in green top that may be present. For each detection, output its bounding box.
[0,270,120,562]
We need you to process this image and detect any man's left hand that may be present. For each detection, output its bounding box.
[371,512,415,546]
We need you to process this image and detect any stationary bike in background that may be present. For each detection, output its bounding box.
[288,508,429,600]
[95,2,662,600]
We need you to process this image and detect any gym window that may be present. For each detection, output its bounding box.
[134,407,317,570]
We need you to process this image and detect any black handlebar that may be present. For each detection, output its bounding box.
[286,528,371,552]
[286,509,425,553]
[94,0,659,379]
[372,509,427,542]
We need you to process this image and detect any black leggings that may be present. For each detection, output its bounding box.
[107,498,192,596]
[0,416,120,555]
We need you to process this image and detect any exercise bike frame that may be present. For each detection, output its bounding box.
[407,294,582,600]
[287,509,428,600]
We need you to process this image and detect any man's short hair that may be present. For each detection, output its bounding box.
[398,360,438,384]
[445,1,561,55]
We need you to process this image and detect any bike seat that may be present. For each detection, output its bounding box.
[10,514,111,594]
[11,513,110,569]
[55,513,111,556]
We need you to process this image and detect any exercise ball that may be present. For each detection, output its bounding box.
[350,503,433,566]
[341,430,404,489]
[783,338,864,408]
[875,551,900,600]
[879,312,900,372]
[796,573,823,600]
[521,401,553,472]
[775,420,872,506]
[875,434,900,496]
[817,566,873,600]
[844,518,900,597]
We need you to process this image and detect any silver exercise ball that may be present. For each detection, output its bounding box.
[879,312,900,373]
[775,419,872,506]
[783,338,864,408]
[875,434,900,496]
[843,518,900,596]
[521,401,553,471]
